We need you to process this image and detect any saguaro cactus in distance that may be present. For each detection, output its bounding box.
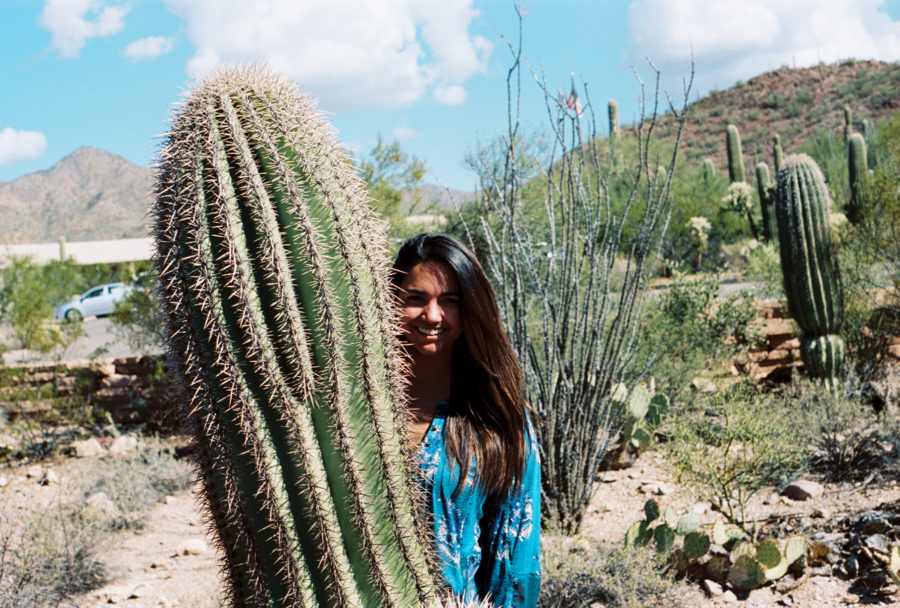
[608,98,619,140]
[755,162,776,242]
[726,124,745,183]
[774,154,845,381]
[152,66,438,608]
[847,132,868,224]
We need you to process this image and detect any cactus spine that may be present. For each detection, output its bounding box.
[608,98,619,140]
[726,124,745,183]
[847,132,868,223]
[152,66,437,608]
[755,162,776,242]
[774,154,844,381]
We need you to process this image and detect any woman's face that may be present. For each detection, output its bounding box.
[398,260,463,357]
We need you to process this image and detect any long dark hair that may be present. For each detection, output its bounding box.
[392,233,528,498]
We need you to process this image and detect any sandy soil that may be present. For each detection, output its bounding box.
[13,448,883,608]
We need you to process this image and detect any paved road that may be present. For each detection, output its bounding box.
[2,317,160,365]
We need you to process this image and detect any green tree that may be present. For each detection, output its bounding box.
[0,256,85,353]
[358,136,427,242]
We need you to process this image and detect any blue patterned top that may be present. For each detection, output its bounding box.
[416,401,541,607]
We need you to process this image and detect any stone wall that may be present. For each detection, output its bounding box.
[0,355,177,426]
[735,300,900,381]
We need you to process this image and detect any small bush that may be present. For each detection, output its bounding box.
[635,272,762,402]
[539,536,693,608]
[666,382,807,539]
[0,506,108,607]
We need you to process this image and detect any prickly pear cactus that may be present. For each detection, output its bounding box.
[152,66,438,608]
[774,154,844,381]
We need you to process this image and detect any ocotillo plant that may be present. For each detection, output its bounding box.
[847,132,868,223]
[726,124,746,183]
[755,162,776,242]
[152,66,438,608]
[775,154,845,381]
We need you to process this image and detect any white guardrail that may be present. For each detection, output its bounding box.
[1,238,154,266]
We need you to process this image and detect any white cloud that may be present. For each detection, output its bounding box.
[434,85,467,105]
[392,127,420,140]
[626,0,900,96]
[38,0,128,58]
[161,0,490,109]
[0,128,48,165]
[123,36,175,60]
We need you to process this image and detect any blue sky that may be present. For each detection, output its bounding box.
[4,0,900,192]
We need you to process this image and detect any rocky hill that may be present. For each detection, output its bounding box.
[658,59,900,174]
[0,147,153,245]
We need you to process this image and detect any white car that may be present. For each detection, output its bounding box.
[54,282,132,321]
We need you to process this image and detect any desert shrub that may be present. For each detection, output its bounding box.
[69,438,194,529]
[110,271,166,354]
[666,382,807,539]
[0,505,108,607]
[539,536,692,608]
[783,375,900,483]
[634,271,762,402]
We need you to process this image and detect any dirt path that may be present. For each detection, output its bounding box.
[61,448,900,608]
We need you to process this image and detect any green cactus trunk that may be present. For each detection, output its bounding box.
[843,105,853,143]
[608,98,619,140]
[726,124,745,183]
[847,132,868,224]
[152,66,437,608]
[755,162,776,243]
[772,133,783,175]
[774,154,844,381]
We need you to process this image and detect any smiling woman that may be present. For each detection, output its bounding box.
[392,233,541,608]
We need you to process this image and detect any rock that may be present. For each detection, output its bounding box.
[86,492,122,518]
[25,465,43,479]
[722,589,737,602]
[109,435,138,455]
[864,533,890,554]
[0,476,8,488]
[691,377,717,393]
[763,493,780,505]
[127,582,152,599]
[811,506,831,519]
[177,538,207,556]
[691,502,709,515]
[862,517,891,535]
[71,437,105,458]
[164,495,179,506]
[702,579,723,596]
[781,480,824,501]
[39,469,58,486]
[638,481,669,496]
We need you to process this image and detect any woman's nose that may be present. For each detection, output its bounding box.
[422,300,441,322]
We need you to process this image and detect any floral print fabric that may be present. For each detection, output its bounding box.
[417,401,541,607]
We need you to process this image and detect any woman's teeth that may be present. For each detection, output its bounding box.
[416,327,443,336]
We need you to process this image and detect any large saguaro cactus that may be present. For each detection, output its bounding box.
[152,66,437,608]
[774,154,845,381]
